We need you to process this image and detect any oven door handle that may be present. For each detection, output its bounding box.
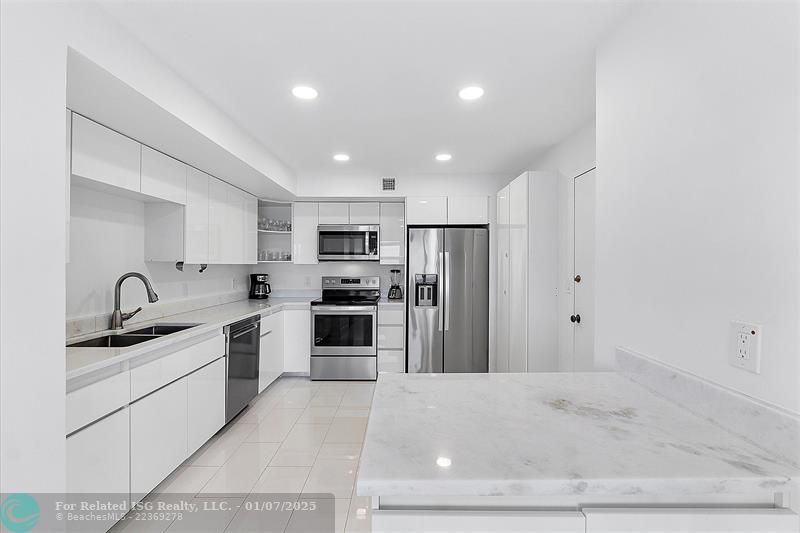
[312,306,377,313]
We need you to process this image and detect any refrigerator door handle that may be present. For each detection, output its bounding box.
[444,251,451,331]
[438,252,445,332]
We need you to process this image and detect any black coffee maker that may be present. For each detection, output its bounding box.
[249,274,271,299]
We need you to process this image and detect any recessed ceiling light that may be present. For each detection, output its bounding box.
[292,86,318,100]
[458,86,484,100]
[435,153,452,162]
[436,457,452,468]
[333,153,350,162]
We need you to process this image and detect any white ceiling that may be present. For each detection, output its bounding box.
[100,0,630,183]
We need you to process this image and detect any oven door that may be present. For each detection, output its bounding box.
[317,225,379,261]
[311,306,377,356]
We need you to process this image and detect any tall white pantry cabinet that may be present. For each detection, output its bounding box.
[495,171,558,373]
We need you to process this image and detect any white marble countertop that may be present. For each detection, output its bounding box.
[357,372,796,498]
[66,297,311,381]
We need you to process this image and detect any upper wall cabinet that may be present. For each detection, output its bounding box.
[318,202,350,225]
[349,202,380,224]
[71,113,141,193]
[448,196,488,224]
[406,196,488,225]
[184,168,210,264]
[293,202,319,265]
[380,202,405,265]
[406,196,448,225]
[141,146,187,205]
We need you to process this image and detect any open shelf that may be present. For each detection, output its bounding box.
[257,260,292,264]
[258,229,291,234]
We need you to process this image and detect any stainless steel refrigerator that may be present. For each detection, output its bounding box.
[407,227,489,373]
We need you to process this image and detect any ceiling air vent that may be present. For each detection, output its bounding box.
[382,177,397,192]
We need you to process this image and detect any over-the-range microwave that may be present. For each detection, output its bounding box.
[317,225,380,261]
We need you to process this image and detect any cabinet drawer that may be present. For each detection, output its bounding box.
[378,325,404,349]
[378,308,404,325]
[130,335,225,400]
[66,371,130,434]
[373,510,585,532]
[378,350,405,373]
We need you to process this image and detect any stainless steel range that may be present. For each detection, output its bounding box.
[310,276,379,380]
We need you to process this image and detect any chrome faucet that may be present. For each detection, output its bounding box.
[110,272,159,329]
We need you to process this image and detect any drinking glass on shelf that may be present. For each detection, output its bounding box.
[280,251,290,261]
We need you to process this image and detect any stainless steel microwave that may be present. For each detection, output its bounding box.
[317,225,380,261]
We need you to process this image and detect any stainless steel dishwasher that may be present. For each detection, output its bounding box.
[224,315,260,423]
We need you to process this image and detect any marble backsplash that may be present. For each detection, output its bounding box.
[616,348,800,468]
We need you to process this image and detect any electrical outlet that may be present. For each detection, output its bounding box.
[729,321,762,374]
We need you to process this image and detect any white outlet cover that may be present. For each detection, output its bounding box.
[729,321,762,374]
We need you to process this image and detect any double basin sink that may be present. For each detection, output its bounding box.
[67,323,200,348]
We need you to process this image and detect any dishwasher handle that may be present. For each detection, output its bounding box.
[230,323,259,340]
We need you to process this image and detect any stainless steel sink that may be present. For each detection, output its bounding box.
[127,323,200,335]
[68,334,161,348]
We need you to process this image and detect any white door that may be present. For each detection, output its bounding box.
[349,202,380,224]
[187,357,226,455]
[140,145,187,204]
[572,169,596,371]
[71,114,141,193]
[318,202,350,224]
[284,309,311,373]
[293,202,319,264]
[379,202,405,265]
[208,177,227,264]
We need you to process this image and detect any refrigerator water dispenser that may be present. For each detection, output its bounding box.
[414,274,438,307]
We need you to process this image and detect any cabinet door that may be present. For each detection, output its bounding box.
[448,196,488,224]
[508,175,528,372]
[406,196,447,225]
[244,193,258,264]
[208,177,227,264]
[283,309,311,373]
[259,312,284,392]
[349,202,380,224]
[225,184,244,264]
[187,358,226,455]
[318,202,350,224]
[379,202,405,265]
[378,350,404,373]
[185,167,209,264]
[130,378,188,498]
[495,186,511,372]
[66,408,130,532]
[71,114,141,193]
[140,145,187,204]
[293,202,319,264]
[584,508,799,532]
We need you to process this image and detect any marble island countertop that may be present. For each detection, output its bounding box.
[66,297,312,381]
[357,372,796,499]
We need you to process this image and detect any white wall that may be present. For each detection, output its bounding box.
[67,185,249,320]
[296,173,507,198]
[595,1,800,412]
[529,121,596,371]
[0,0,290,493]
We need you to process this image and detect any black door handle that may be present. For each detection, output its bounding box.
[570,314,582,324]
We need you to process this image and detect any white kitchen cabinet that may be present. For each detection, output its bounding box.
[185,167,210,263]
[508,175,528,373]
[66,408,130,532]
[406,196,448,225]
[187,357,226,455]
[380,202,405,264]
[283,309,311,373]
[245,193,258,264]
[583,508,799,533]
[66,371,130,434]
[378,350,405,373]
[140,145,187,205]
[349,202,380,224]
[318,202,350,224]
[208,177,227,264]
[71,113,141,193]
[66,109,71,263]
[130,377,188,499]
[448,196,488,224]
[259,312,284,392]
[293,202,319,264]
[495,185,511,373]
[378,325,404,350]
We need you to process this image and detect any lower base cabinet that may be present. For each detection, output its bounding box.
[130,378,188,500]
[372,510,585,532]
[583,508,799,533]
[259,312,284,392]
[66,407,130,533]
[284,309,311,374]
[187,358,226,455]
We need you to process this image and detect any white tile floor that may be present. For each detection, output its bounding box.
[113,377,374,533]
